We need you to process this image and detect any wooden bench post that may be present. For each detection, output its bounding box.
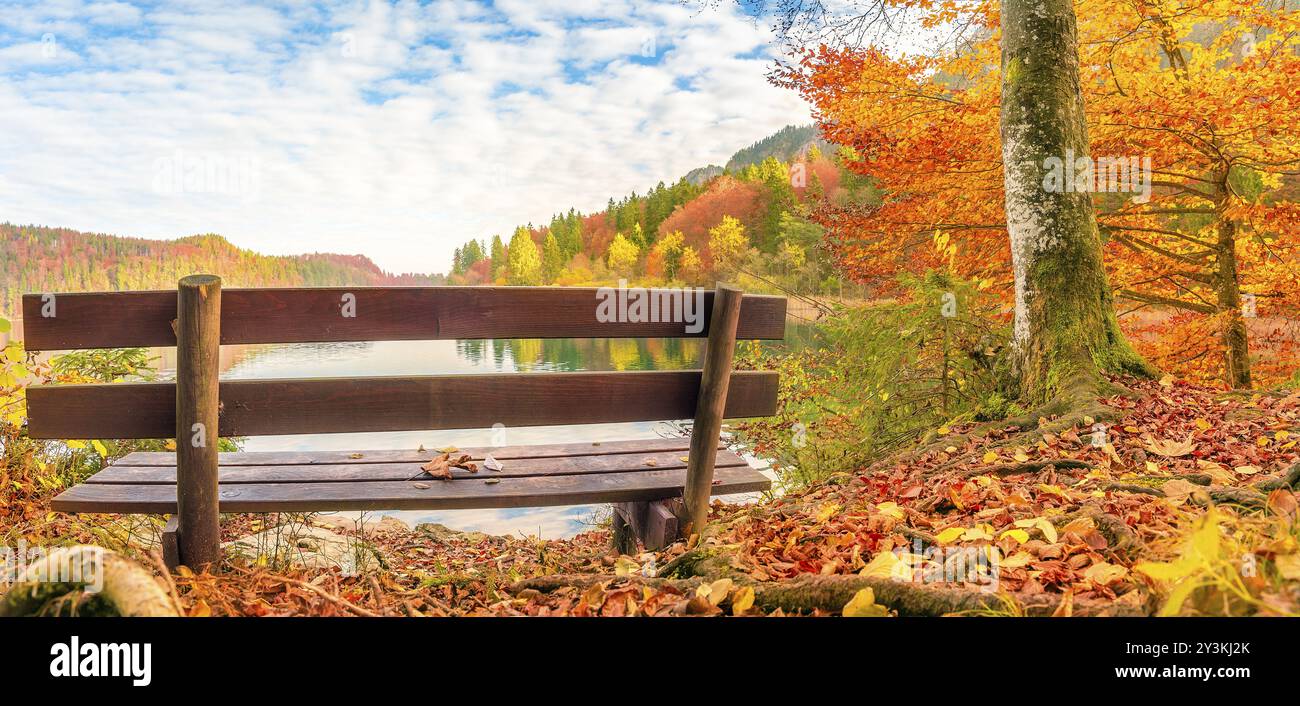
[175,274,222,570]
[681,284,743,539]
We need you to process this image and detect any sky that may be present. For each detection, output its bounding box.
[0,0,813,275]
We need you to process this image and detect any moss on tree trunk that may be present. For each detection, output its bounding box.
[1213,214,1252,389]
[1000,0,1153,407]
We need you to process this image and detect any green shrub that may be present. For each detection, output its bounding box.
[734,272,1010,487]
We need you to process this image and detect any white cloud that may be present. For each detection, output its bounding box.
[0,0,810,274]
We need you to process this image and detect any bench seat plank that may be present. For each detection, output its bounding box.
[51,464,771,513]
[112,437,719,467]
[87,448,748,484]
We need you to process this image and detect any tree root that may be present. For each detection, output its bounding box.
[1193,486,1268,510]
[952,459,1092,478]
[1053,505,1143,559]
[0,545,178,617]
[1256,461,1300,492]
[506,572,1147,617]
[1100,482,1165,497]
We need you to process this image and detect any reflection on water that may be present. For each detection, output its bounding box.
[197,335,787,539]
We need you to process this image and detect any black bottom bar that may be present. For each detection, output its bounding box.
[0,617,1287,693]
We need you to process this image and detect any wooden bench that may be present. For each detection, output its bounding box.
[24,278,785,569]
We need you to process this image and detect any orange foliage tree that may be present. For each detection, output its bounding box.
[777,0,1300,387]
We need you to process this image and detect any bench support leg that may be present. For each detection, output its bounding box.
[611,505,636,555]
[176,274,223,571]
[161,515,181,570]
[614,499,681,552]
[680,284,744,539]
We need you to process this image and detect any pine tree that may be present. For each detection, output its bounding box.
[489,234,506,282]
[541,232,564,284]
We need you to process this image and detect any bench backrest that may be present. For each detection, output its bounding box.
[23,285,786,440]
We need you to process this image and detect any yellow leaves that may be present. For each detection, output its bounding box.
[998,551,1033,568]
[934,527,965,545]
[613,556,640,577]
[697,578,734,606]
[875,501,905,520]
[91,440,108,458]
[1134,510,1225,616]
[1035,483,1070,500]
[937,424,951,435]
[998,528,1030,544]
[1234,465,1262,476]
[842,588,889,617]
[1144,460,1160,474]
[1013,449,1030,463]
[816,503,841,522]
[1014,516,1058,543]
[933,524,995,544]
[1145,436,1197,458]
[731,586,755,614]
[981,450,998,464]
[859,550,911,580]
[65,440,87,450]
[1194,418,1211,431]
[1159,374,1175,387]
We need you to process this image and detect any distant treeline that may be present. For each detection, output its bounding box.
[0,224,435,316]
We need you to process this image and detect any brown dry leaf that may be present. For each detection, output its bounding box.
[1051,590,1075,617]
[1145,436,1196,458]
[421,454,454,480]
[1162,479,1201,502]
[1086,564,1128,585]
[1195,460,1236,484]
[1275,554,1300,581]
[1267,489,1297,518]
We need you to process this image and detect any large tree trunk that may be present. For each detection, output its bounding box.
[1213,214,1252,388]
[1000,0,1153,406]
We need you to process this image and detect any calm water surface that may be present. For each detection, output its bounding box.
[159,332,810,538]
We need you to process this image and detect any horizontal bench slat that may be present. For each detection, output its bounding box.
[86,448,749,484]
[51,465,771,513]
[113,437,717,466]
[26,371,778,439]
[21,287,787,350]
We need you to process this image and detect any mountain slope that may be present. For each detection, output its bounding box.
[0,224,435,316]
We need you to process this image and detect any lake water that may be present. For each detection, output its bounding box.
[154,332,810,539]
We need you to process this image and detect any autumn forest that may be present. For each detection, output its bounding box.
[2,0,1300,673]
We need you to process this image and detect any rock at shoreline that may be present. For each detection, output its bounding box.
[415,522,494,545]
[224,524,380,573]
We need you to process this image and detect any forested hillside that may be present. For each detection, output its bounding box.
[0,224,435,315]
[447,125,871,296]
